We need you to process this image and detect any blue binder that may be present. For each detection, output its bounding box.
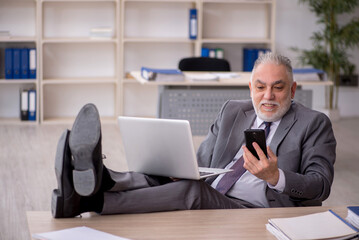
[20,48,29,79]
[5,48,13,79]
[29,48,37,79]
[189,9,197,40]
[28,89,36,121]
[141,67,183,81]
[20,89,29,121]
[13,49,21,79]
[243,48,258,72]
[201,47,209,57]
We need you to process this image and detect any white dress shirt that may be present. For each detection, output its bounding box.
[211,117,285,207]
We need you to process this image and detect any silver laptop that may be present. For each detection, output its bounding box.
[117,116,232,180]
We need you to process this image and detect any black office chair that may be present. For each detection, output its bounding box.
[178,57,231,71]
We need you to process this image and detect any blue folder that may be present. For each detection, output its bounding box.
[243,48,270,72]
[5,48,13,79]
[201,47,209,57]
[293,68,325,74]
[20,89,29,121]
[141,67,182,81]
[28,89,36,121]
[21,48,29,79]
[243,48,258,72]
[29,48,37,79]
[13,49,21,79]
[189,9,197,40]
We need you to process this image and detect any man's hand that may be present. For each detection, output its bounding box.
[242,143,279,186]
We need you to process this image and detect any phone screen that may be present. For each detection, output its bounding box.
[244,129,267,160]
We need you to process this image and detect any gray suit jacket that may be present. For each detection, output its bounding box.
[197,100,336,207]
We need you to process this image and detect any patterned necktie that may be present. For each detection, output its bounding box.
[215,122,271,195]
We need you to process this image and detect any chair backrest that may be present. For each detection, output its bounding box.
[178,57,231,71]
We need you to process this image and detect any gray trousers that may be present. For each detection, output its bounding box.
[100,170,253,215]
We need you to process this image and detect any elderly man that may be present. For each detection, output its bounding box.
[52,52,336,218]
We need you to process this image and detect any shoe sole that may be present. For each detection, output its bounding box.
[69,104,102,196]
[51,130,69,218]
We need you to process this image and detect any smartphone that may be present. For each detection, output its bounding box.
[244,129,267,160]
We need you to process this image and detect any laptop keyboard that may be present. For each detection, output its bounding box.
[199,171,215,176]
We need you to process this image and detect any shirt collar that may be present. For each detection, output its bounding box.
[256,117,281,129]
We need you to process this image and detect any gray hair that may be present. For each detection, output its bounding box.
[250,52,294,83]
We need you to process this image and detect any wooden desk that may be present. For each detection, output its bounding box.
[27,206,348,240]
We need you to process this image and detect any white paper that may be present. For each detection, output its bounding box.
[186,73,219,81]
[268,211,358,240]
[32,226,130,240]
[212,73,240,79]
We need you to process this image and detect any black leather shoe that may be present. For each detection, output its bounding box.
[52,130,82,218]
[69,103,103,197]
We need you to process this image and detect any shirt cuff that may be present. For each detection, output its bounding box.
[267,168,285,193]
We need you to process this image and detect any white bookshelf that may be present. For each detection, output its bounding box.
[120,0,199,116]
[39,0,120,123]
[0,0,39,124]
[0,0,275,123]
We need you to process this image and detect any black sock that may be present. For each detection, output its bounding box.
[81,193,104,213]
[101,166,115,192]
[79,166,113,213]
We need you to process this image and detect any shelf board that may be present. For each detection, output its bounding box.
[130,71,251,86]
[42,116,116,125]
[201,38,273,44]
[129,71,333,87]
[296,80,333,86]
[41,0,117,2]
[123,38,194,43]
[0,118,38,125]
[122,78,138,84]
[0,79,37,84]
[42,37,118,44]
[203,0,273,3]
[124,0,195,2]
[41,78,118,85]
[0,37,37,42]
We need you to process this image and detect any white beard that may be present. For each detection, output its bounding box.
[252,95,292,122]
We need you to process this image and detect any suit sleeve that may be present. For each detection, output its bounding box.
[281,113,336,204]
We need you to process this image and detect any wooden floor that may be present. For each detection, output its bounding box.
[1,118,359,240]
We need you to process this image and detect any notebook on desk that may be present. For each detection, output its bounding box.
[117,116,231,180]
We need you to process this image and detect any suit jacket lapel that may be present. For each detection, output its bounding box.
[214,108,256,169]
[269,103,297,155]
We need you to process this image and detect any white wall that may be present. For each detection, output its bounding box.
[275,0,359,117]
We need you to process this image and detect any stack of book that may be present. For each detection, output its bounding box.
[346,206,359,230]
[266,209,359,240]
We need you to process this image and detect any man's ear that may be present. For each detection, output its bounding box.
[291,81,297,99]
[249,81,252,97]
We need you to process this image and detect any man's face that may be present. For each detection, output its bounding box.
[249,63,297,122]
